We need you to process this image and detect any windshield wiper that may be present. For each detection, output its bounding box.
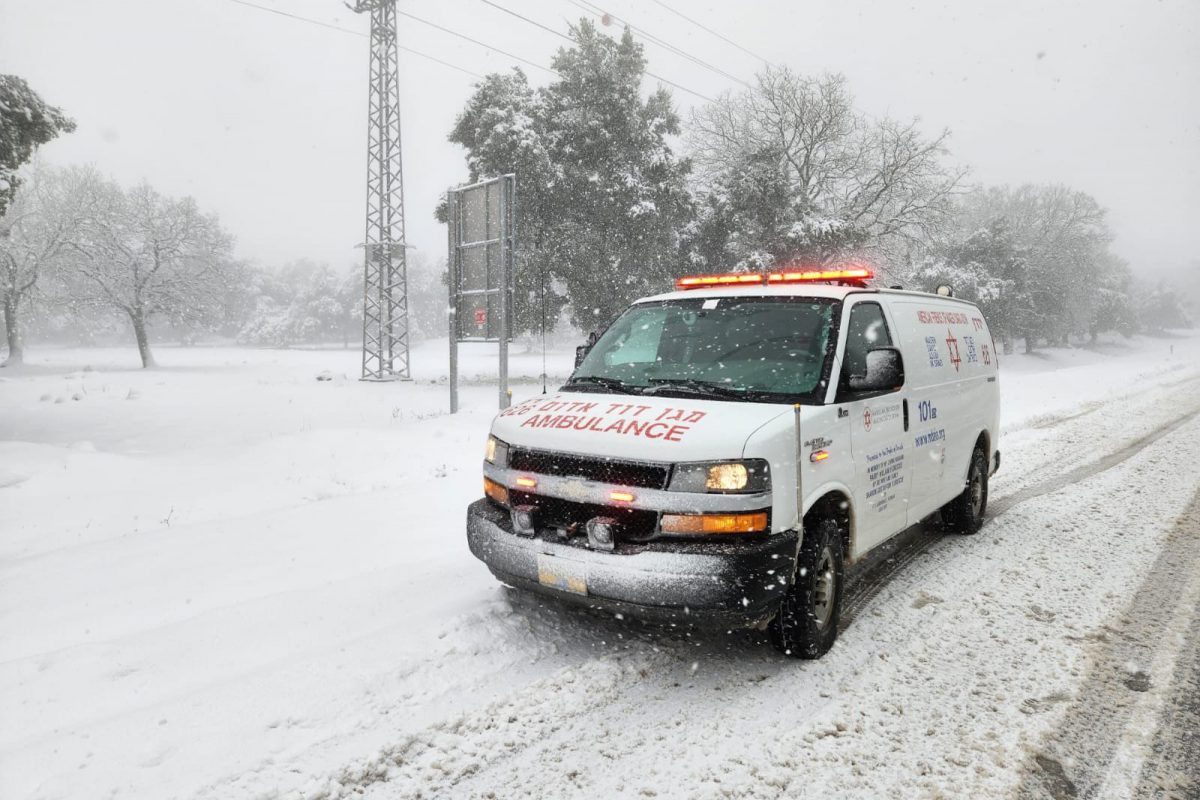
[562,375,642,395]
[642,378,749,399]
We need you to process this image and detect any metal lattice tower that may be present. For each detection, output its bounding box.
[353,0,410,380]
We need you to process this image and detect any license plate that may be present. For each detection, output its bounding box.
[537,554,588,595]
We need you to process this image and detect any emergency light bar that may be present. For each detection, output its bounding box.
[769,267,873,283]
[675,273,766,289]
[675,267,874,290]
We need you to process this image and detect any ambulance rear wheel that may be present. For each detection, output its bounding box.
[768,517,844,659]
[942,446,988,535]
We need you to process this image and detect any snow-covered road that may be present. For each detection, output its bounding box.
[1,335,1198,799]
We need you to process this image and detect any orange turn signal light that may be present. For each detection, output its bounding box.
[515,476,537,488]
[675,267,874,291]
[609,490,636,503]
[810,449,830,463]
[483,477,509,506]
[675,273,765,290]
[768,267,873,283]
[660,512,769,535]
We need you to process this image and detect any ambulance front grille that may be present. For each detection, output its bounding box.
[508,448,670,490]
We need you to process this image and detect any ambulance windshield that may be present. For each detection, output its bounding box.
[568,296,838,403]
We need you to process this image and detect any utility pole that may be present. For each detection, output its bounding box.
[352,0,410,381]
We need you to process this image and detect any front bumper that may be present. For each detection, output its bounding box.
[466,499,799,627]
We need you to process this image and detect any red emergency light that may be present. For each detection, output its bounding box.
[675,266,874,290]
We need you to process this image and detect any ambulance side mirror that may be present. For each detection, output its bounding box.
[574,331,600,368]
[848,347,905,393]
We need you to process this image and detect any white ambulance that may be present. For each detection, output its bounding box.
[468,267,1000,658]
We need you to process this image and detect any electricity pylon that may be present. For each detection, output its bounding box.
[352,0,410,380]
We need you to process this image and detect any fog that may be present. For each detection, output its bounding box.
[3,0,1197,277]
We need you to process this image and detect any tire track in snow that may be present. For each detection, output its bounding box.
[1016,488,1200,800]
[990,373,1199,503]
[1006,370,1196,435]
[989,404,1200,517]
[224,656,660,800]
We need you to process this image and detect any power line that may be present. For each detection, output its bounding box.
[566,0,751,88]
[480,0,570,43]
[647,0,775,68]
[229,0,362,36]
[227,0,484,79]
[480,0,716,102]
[231,0,715,102]
[396,8,560,77]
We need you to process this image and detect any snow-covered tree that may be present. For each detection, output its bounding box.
[1,76,76,365]
[687,69,963,278]
[447,20,693,330]
[70,177,238,367]
[0,166,96,364]
[949,185,1120,350]
[336,266,363,348]
[237,256,445,349]
[447,68,562,337]
[404,251,449,343]
[912,218,1033,354]
[282,261,352,344]
[0,75,75,218]
[916,184,1130,352]
[1136,281,1191,332]
[1085,252,1138,342]
[540,22,693,327]
[239,261,356,348]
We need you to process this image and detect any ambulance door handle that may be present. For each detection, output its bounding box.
[902,398,909,431]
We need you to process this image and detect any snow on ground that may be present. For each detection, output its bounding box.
[0,331,1197,799]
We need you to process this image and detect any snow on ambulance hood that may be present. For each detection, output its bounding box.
[491,392,794,462]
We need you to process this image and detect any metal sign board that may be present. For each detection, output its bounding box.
[447,174,516,412]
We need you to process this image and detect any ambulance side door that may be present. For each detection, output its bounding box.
[887,299,950,523]
[893,300,998,522]
[835,298,913,553]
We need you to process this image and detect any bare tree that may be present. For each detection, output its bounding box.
[71,178,236,367]
[687,68,965,276]
[0,166,97,365]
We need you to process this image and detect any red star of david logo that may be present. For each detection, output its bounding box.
[863,407,873,431]
[945,328,962,372]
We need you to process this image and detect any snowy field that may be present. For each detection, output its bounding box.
[2,332,1199,799]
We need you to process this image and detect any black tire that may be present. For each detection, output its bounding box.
[942,445,989,535]
[768,517,844,659]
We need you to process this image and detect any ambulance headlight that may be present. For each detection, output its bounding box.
[668,459,770,494]
[484,435,509,467]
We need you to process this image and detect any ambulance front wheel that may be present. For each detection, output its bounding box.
[942,445,989,535]
[768,517,844,659]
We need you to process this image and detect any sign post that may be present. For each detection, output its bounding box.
[446,174,516,412]
[446,190,459,414]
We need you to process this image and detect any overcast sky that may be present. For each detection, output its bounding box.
[2,0,1197,279]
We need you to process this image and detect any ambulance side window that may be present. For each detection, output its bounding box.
[841,302,893,381]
